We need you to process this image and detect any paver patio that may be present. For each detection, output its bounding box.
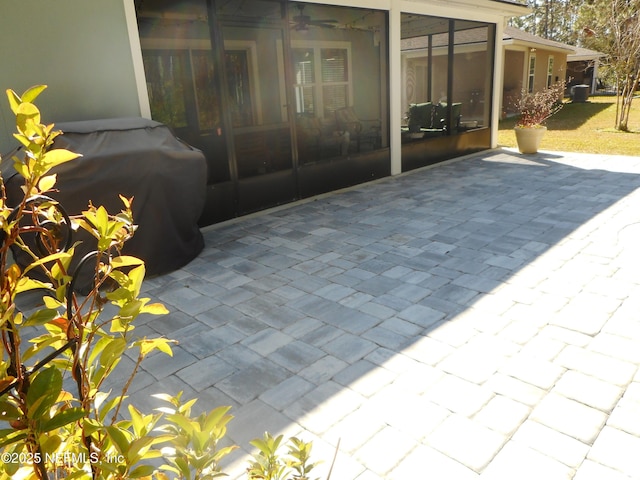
[124,148,640,479]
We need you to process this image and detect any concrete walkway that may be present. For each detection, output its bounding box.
[129,148,640,479]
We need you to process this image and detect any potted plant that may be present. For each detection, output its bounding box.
[514,80,565,154]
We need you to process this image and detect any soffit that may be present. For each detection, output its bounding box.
[403,0,529,18]
[503,25,575,54]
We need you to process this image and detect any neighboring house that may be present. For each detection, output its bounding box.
[567,47,605,94]
[0,0,529,225]
[501,26,574,116]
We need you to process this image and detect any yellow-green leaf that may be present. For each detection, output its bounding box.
[41,148,80,169]
[106,425,131,455]
[127,437,157,464]
[0,401,21,421]
[12,132,34,148]
[174,457,191,479]
[97,395,128,424]
[39,433,62,456]
[40,407,85,432]
[119,299,143,319]
[23,308,58,327]
[165,413,196,435]
[151,393,177,405]
[88,336,112,367]
[140,302,169,316]
[21,85,47,103]
[43,295,64,309]
[119,194,133,209]
[128,465,156,479]
[203,406,233,433]
[6,88,21,113]
[26,366,62,420]
[38,173,57,192]
[23,250,73,275]
[128,405,147,436]
[16,102,41,132]
[110,316,128,333]
[0,430,28,448]
[128,264,146,296]
[99,337,127,369]
[134,338,175,358]
[111,255,144,268]
[14,276,52,294]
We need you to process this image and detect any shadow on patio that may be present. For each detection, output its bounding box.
[128,148,640,478]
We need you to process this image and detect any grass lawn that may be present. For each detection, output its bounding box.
[498,96,640,156]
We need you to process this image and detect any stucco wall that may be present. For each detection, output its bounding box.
[503,49,525,115]
[0,0,141,151]
[532,51,568,92]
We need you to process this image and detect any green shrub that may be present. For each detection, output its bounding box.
[0,86,324,480]
[0,86,236,480]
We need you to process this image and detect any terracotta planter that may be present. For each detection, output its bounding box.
[514,126,547,154]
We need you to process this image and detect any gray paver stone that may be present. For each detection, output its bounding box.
[389,445,478,480]
[426,414,507,472]
[587,427,640,475]
[425,374,494,416]
[553,370,624,413]
[480,441,575,479]
[574,460,637,480]
[474,395,531,435]
[531,393,608,444]
[354,426,417,476]
[555,345,637,386]
[512,420,590,467]
[322,333,378,363]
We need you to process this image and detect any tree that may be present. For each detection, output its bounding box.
[577,0,640,131]
[512,0,640,131]
[509,0,583,44]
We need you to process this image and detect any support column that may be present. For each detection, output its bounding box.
[389,3,402,175]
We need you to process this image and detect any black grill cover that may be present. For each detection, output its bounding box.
[3,117,206,284]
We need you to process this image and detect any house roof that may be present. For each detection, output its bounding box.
[503,25,575,54]
[568,46,606,62]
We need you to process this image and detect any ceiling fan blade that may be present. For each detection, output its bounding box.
[292,5,338,30]
[308,22,337,29]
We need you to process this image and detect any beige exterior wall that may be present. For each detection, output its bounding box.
[529,50,568,92]
[503,50,525,116]
[0,0,142,149]
[501,47,568,117]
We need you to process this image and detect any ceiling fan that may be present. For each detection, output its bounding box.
[291,4,338,31]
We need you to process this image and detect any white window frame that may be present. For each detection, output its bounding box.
[285,40,353,120]
[141,37,263,126]
[547,55,554,87]
[224,40,263,125]
[527,53,536,93]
